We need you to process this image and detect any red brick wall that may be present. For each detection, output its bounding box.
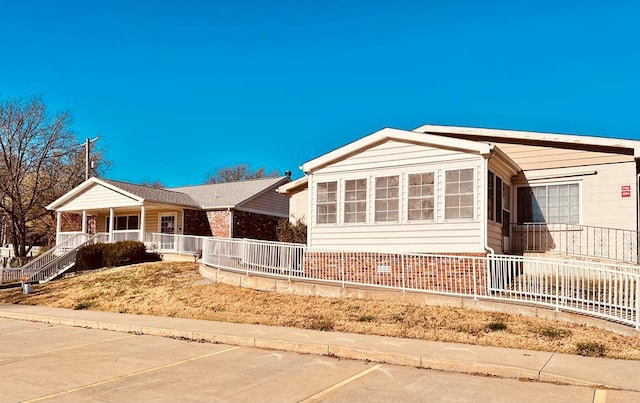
[184,209,213,237]
[207,210,231,238]
[233,210,281,241]
[304,252,488,295]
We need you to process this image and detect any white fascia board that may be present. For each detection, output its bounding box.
[46,177,144,211]
[302,127,493,173]
[277,176,308,194]
[415,124,640,152]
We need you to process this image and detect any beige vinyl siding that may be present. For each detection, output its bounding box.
[512,161,636,230]
[309,139,486,253]
[487,221,503,254]
[94,208,184,234]
[58,183,140,211]
[239,189,289,217]
[495,143,633,170]
[288,189,308,224]
[319,140,481,174]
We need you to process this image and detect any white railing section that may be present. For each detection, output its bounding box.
[145,233,205,256]
[112,230,142,242]
[510,223,640,264]
[19,233,107,283]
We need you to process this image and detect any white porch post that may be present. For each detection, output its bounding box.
[108,208,114,243]
[81,210,87,234]
[56,211,62,245]
[139,205,146,242]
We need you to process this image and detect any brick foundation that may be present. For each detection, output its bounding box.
[304,252,488,295]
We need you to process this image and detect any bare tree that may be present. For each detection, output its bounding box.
[140,180,165,189]
[205,164,280,184]
[0,96,101,257]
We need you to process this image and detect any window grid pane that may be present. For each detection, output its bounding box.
[408,172,434,221]
[375,176,399,222]
[445,169,474,219]
[345,179,367,223]
[518,183,579,224]
[316,182,337,224]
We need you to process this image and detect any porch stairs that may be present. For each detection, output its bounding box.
[20,233,105,284]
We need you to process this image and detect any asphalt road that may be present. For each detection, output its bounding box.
[0,317,637,402]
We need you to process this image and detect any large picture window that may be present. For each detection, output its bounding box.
[408,172,434,221]
[344,179,367,223]
[445,168,474,219]
[375,176,399,222]
[316,181,337,224]
[517,183,579,224]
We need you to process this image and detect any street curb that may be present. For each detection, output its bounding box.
[0,309,626,390]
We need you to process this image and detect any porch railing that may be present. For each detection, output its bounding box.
[145,233,206,256]
[509,223,640,264]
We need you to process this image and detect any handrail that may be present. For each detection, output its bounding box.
[18,233,87,275]
[23,233,107,283]
[509,222,640,264]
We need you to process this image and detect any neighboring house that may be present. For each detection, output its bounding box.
[47,175,291,248]
[278,125,640,262]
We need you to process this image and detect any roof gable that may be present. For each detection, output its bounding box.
[302,127,493,173]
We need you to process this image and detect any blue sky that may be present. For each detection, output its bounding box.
[1,1,639,187]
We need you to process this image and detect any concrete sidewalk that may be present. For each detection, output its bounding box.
[1,303,638,392]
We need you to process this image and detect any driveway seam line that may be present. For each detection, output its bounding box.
[298,363,383,402]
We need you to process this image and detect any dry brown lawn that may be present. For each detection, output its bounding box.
[1,261,639,360]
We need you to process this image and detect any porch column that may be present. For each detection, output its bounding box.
[139,205,146,242]
[108,208,114,243]
[56,211,62,245]
[81,210,87,234]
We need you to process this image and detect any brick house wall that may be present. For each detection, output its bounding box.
[183,209,213,237]
[206,210,231,238]
[304,252,488,295]
[233,210,281,241]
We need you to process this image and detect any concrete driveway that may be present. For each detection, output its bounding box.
[1,317,638,402]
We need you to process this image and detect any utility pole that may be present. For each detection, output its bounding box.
[84,136,100,180]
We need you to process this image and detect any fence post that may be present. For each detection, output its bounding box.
[636,274,640,330]
[401,254,406,293]
[472,257,477,300]
[341,251,345,288]
[555,262,561,312]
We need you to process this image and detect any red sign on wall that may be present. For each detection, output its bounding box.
[621,185,631,198]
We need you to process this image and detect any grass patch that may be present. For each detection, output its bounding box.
[575,341,607,357]
[73,301,92,310]
[1,261,639,360]
[539,326,572,340]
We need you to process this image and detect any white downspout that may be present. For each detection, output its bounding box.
[483,156,495,256]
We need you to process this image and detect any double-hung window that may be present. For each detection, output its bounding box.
[344,179,367,223]
[445,168,474,219]
[375,176,399,222]
[316,182,337,224]
[517,183,579,224]
[408,172,434,220]
[106,215,139,231]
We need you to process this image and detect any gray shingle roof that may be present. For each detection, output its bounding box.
[170,176,289,209]
[100,179,201,208]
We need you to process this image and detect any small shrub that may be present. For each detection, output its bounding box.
[539,326,572,340]
[303,314,334,331]
[74,301,92,310]
[575,341,607,357]
[357,314,374,322]
[277,218,307,244]
[103,241,147,267]
[486,321,508,331]
[76,243,108,270]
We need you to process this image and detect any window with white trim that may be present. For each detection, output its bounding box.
[375,175,399,222]
[344,179,367,223]
[517,183,579,224]
[106,215,139,231]
[445,168,474,219]
[408,172,434,221]
[316,181,337,224]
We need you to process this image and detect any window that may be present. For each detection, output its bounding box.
[502,183,511,236]
[445,168,474,219]
[408,172,434,220]
[344,179,367,223]
[517,183,579,224]
[375,176,399,222]
[487,171,494,221]
[316,182,337,224]
[106,215,139,231]
[495,176,503,224]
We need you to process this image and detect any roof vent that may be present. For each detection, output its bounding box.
[285,170,292,178]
